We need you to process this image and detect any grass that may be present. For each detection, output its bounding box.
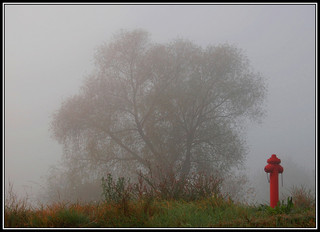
[4,193,316,228]
[4,176,316,228]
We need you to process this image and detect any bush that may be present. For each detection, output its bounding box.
[5,182,32,227]
[256,197,294,215]
[153,172,222,201]
[47,209,90,227]
[101,172,222,203]
[101,174,132,204]
[290,185,315,209]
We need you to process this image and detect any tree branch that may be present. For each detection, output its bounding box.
[102,128,148,167]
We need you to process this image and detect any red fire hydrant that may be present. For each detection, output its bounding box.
[264,154,284,208]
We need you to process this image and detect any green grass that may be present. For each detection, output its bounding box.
[4,195,315,228]
[5,176,315,228]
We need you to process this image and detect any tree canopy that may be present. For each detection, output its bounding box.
[51,29,266,184]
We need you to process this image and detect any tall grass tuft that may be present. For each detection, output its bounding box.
[5,182,32,227]
[290,185,315,210]
[4,176,316,228]
[101,172,222,204]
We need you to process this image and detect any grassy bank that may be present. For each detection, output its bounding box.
[5,174,316,228]
[4,195,316,228]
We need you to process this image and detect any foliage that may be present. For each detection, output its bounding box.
[257,197,294,215]
[101,174,132,204]
[5,179,316,228]
[50,29,266,189]
[46,209,90,228]
[289,185,315,209]
[4,182,32,227]
[5,195,315,228]
[101,172,222,203]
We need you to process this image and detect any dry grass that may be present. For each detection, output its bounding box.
[4,180,316,228]
[290,185,315,209]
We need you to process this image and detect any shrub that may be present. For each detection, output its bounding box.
[47,208,90,228]
[256,197,294,215]
[101,172,222,203]
[290,185,315,209]
[183,172,222,201]
[101,173,134,216]
[5,182,32,227]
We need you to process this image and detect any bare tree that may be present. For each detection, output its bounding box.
[51,29,266,184]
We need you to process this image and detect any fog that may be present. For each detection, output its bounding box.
[4,4,316,205]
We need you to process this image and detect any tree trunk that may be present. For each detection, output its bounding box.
[180,134,193,180]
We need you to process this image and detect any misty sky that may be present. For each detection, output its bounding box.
[4,3,316,202]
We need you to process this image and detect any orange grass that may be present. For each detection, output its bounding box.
[5,198,315,228]
[5,181,315,228]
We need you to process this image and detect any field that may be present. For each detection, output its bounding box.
[4,196,316,228]
[4,175,316,228]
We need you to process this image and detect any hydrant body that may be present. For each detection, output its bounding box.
[264,154,283,208]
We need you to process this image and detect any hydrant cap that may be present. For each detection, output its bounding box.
[264,154,284,173]
[267,154,281,164]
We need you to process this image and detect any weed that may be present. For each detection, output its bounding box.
[135,171,222,201]
[4,182,33,227]
[256,197,294,215]
[45,208,90,228]
[101,174,133,215]
[290,185,315,210]
[101,174,131,203]
[4,177,316,228]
